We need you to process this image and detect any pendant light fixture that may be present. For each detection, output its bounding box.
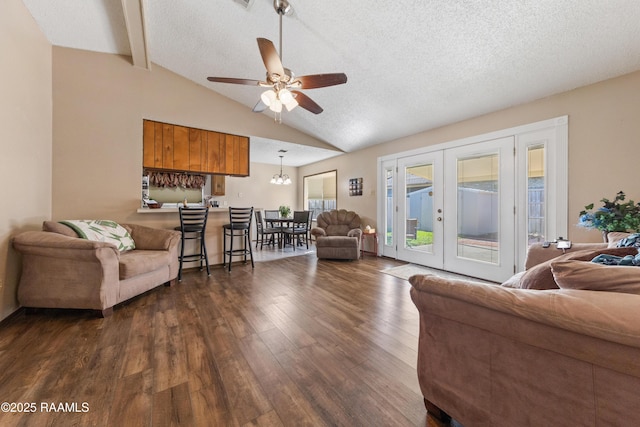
[270,150,291,185]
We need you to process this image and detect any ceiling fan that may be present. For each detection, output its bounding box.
[207,0,347,120]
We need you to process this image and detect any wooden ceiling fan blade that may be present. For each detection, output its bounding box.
[257,38,285,79]
[292,91,323,114]
[207,77,262,86]
[294,73,347,89]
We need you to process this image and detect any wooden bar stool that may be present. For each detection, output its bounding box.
[223,207,254,272]
[175,206,210,281]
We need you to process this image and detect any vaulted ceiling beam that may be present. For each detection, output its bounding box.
[121,0,150,70]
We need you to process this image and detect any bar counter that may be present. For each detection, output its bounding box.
[135,205,233,266]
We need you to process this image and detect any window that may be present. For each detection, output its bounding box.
[303,170,337,219]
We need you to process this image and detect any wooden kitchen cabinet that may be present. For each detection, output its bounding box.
[212,175,225,195]
[142,119,249,176]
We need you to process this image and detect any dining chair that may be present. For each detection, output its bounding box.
[264,210,280,226]
[222,207,254,271]
[282,210,312,250]
[255,210,279,249]
[175,206,210,281]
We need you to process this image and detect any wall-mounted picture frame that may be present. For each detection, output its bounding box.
[349,178,363,196]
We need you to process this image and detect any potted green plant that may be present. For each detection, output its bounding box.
[279,205,291,218]
[578,191,640,239]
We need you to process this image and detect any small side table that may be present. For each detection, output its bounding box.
[361,229,378,257]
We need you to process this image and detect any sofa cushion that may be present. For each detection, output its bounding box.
[607,232,631,248]
[43,221,78,237]
[315,235,359,248]
[551,260,640,295]
[519,247,638,290]
[119,249,171,280]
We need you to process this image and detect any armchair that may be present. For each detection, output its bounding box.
[311,209,362,260]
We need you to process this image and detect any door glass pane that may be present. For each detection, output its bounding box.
[527,145,545,244]
[385,167,393,246]
[456,154,499,263]
[405,163,434,253]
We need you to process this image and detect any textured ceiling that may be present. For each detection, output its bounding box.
[22,0,640,166]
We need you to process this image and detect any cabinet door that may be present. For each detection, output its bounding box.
[172,125,189,171]
[207,131,223,174]
[212,175,225,195]
[199,130,208,173]
[162,124,174,169]
[153,122,164,168]
[224,134,235,175]
[142,120,156,168]
[234,136,250,176]
[142,120,164,168]
[189,128,204,172]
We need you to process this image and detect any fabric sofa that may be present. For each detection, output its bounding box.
[12,221,181,317]
[409,236,640,426]
[311,209,362,260]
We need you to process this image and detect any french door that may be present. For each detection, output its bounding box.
[443,137,515,282]
[378,117,568,283]
[395,152,444,267]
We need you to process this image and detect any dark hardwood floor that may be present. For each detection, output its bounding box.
[0,253,453,427]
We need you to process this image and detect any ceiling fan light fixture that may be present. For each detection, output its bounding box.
[284,98,298,111]
[261,89,276,106]
[270,98,283,112]
[279,88,293,103]
[279,88,298,111]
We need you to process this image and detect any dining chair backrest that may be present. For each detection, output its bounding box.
[264,210,279,219]
[255,210,265,231]
[178,206,209,232]
[292,210,310,228]
[306,210,314,231]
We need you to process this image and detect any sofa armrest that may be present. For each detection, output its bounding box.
[524,242,608,269]
[12,231,121,311]
[311,227,327,238]
[347,228,362,239]
[124,223,181,251]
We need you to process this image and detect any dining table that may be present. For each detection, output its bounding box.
[266,217,292,248]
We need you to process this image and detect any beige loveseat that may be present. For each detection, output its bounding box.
[12,221,180,317]
[409,236,640,426]
[311,209,362,260]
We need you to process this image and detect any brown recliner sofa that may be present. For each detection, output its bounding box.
[409,235,640,426]
[311,209,362,260]
[12,221,181,317]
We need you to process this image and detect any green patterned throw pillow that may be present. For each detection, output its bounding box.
[60,220,136,252]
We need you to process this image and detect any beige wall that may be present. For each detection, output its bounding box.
[0,0,53,320]
[300,70,640,243]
